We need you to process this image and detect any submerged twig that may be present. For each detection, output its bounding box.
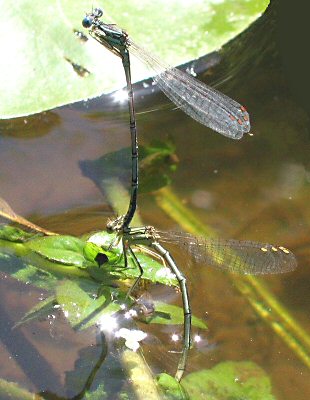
[0,197,56,236]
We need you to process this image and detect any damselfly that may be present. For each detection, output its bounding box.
[81,8,295,381]
[106,219,297,381]
[82,8,251,229]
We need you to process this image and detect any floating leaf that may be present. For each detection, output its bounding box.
[26,235,87,267]
[0,226,205,333]
[0,0,269,118]
[84,241,121,266]
[87,231,179,286]
[124,251,179,287]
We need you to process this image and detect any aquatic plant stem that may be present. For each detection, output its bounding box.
[121,350,162,400]
[0,378,43,400]
[155,186,310,369]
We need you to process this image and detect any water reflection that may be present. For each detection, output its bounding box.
[0,2,309,399]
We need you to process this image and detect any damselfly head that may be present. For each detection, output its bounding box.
[82,15,94,28]
[106,215,126,233]
[82,8,103,28]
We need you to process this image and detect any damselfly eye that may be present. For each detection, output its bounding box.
[82,16,93,28]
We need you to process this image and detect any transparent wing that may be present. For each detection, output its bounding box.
[158,231,297,275]
[128,39,250,139]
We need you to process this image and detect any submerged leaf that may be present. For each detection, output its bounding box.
[80,301,123,331]
[0,251,58,290]
[80,141,178,196]
[0,225,37,242]
[182,361,275,400]
[56,281,108,328]
[157,373,189,400]
[150,301,207,329]
[14,295,57,328]
[139,141,178,193]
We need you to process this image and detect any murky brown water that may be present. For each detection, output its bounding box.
[0,2,309,399]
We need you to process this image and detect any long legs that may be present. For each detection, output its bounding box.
[117,234,192,381]
[151,242,191,382]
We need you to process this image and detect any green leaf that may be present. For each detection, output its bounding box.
[84,242,121,266]
[26,235,86,267]
[1,0,269,118]
[14,295,57,328]
[149,301,207,329]
[79,301,122,331]
[0,225,37,242]
[0,250,58,290]
[55,281,109,328]
[182,361,276,400]
[80,142,178,195]
[126,251,179,287]
[86,231,179,286]
[157,373,189,400]
[139,141,178,193]
[83,242,105,262]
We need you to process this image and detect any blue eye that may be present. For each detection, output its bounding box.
[82,16,93,28]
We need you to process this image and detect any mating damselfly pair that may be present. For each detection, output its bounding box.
[82,8,296,381]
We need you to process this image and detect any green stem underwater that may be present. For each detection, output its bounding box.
[156,186,310,370]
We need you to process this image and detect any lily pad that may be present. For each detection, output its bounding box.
[0,0,269,118]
